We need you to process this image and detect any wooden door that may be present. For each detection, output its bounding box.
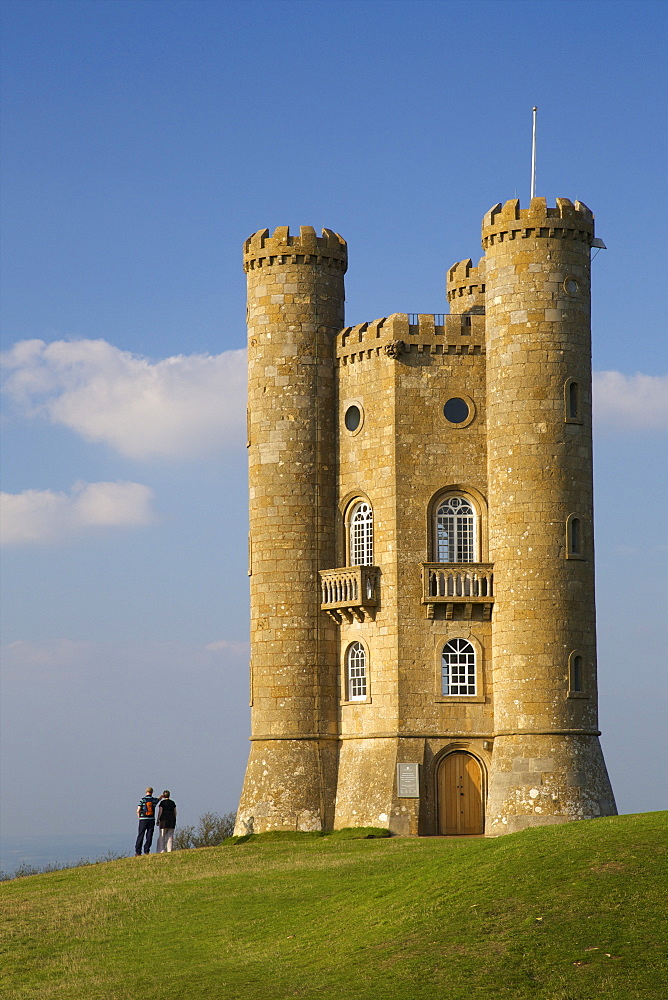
[437,753,483,835]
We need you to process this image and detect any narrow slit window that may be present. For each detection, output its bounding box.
[568,381,579,419]
[568,650,587,697]
[570,516,581,555]
[565,378,582,423]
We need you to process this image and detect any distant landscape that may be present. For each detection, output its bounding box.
[2,812,666,999]
[0,833,130,878]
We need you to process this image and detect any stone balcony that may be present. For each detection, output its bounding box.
[421,563,494,620]
[319,566,379,623]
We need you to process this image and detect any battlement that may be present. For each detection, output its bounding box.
[336,313,485,365]
[446,257,486,314]
[243,225,347,272]
[481,197,594,248]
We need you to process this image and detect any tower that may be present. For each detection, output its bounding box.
[482,198,616,832]
[235,226,346,834]
[236,201,616,837]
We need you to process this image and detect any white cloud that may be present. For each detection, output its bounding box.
[1,339,247,459]
[2,638,95,673]
[4,341,664,458]
[593,371,668,430]
[0,481,156,545]
[2,637,248,674]
[204,640,250,656]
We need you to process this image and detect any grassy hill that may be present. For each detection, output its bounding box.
[2,812,666,999]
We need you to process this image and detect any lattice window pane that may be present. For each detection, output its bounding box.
[350,502,373,566]
[347,641,367,701]
[442,638,476,696]
[436,497,476,563]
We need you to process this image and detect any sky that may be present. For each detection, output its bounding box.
[1,0,667,850]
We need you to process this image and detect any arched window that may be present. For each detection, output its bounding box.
[568,650,587,697]
[347,641,367,701]
[435,496,476,562]
[565,378,582,423]
[570,517,581,554]
[441,638,476,696]
[568,381,579,419]
[566,514,584,558]
[349,501,373,566]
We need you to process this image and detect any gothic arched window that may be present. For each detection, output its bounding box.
[349,501,373,566]
[441,638,477,696]
[347,641,367,701]
[435,496,476,563]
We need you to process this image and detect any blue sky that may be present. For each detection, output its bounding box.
[1,0,666,846]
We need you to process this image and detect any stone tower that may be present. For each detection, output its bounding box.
[237,226,346,833]
[235,200,616,838]
[481,198,616,832]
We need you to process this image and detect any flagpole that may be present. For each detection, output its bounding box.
[530,106,537,200]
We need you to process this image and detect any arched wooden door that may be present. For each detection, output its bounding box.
[437,753,484,835]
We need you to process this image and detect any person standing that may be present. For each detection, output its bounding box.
[156,790,177,853]
[135,786,159,856]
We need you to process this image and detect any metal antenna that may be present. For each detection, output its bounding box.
[530,106,537,200]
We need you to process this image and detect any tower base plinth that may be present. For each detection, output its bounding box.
[234,739,338,836]
[485,734,617,836]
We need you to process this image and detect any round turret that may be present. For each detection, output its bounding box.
[482,197,616,833]
[446,257,485,314]
[236,226,347,835]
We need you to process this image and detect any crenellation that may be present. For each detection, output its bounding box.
[243,225,347,274]
[335,314,485,365]
[446,257,486,314]
[482,198,594,250]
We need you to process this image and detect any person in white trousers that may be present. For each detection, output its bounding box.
[156,791,177,852]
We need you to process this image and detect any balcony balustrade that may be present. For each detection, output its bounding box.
[319,565,379,623]
[421,563,494,620]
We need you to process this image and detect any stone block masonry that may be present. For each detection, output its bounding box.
[234,203,616,838]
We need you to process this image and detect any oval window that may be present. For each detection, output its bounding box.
[344,405,361,432]
[443,397,470,424]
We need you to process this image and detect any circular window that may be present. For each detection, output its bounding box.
[443,397,470,424]
[564,277,579,296]
[344,404,361,432]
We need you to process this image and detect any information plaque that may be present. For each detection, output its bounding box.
[397,763,420,798]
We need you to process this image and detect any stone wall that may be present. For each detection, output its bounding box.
[333,313,494,834]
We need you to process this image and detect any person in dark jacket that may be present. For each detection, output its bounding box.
[156,791,177,853]
[135,786,159,856]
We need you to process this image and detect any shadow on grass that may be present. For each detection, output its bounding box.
[222,826,392,847]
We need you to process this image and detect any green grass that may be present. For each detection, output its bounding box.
[2,812,666,999]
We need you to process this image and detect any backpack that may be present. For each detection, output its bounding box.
[140,797,155,818]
